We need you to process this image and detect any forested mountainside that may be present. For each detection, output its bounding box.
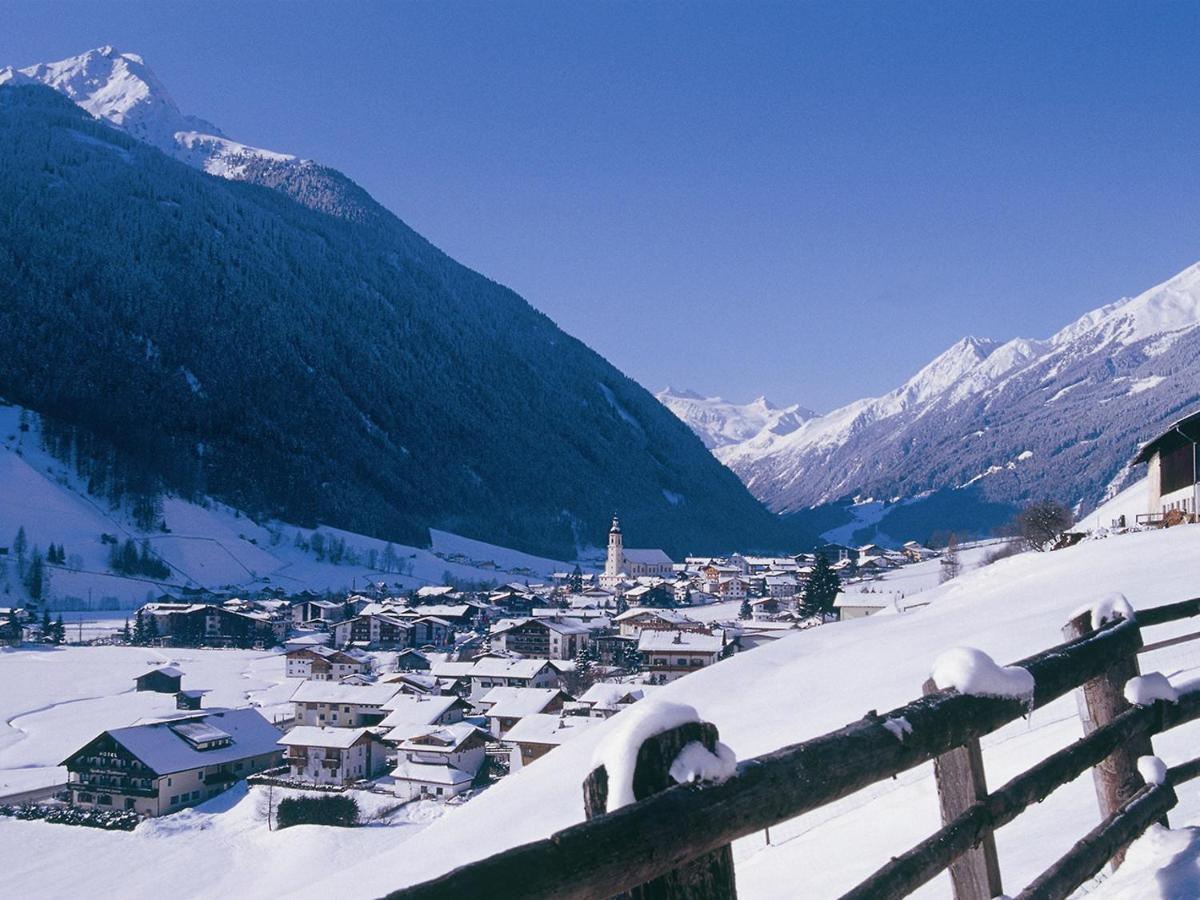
[0,86,807,558]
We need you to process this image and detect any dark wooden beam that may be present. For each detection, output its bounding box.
[388,621,1144,900]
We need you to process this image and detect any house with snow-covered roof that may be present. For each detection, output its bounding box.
[391,722,487,801]
[1133,408,1200,523]
[284,646,369,680]
[377,693,471,742]
[466,657,560,701]
[290,680,401,727]
[134,666,183,693]
[504,713,601,766]
[479,687,570,737]
[278,726,388,786]
[571,682,658,718]
[62,709,283,817]
[489,616,590,660]
[637,630,724,683]
[613,607,703,638]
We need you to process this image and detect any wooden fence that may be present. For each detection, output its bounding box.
[390,598,1200,900]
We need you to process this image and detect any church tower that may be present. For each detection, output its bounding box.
[605,515,623,577]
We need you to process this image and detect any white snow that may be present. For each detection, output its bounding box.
[668,740,737,788]
[1124,672,1179,706]
[1069,591,1136,631]
[930,647,1035,701]
[882,716,913,742]
[591,700,703,811]
[1137,755,1168,786]
[1087,824,1200,898]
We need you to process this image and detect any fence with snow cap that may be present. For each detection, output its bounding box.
[389,593,1200,900]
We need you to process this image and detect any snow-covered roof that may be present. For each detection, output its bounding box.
[833,590,902,609]
[637,630,723,654]
[70,709,282,776]
[482,688,562,720]
[613,608,697,625]
[289,681,400,706]
[490,617,590,637]
[138,665,183,679]
[279,726,374,750]
[378,693,463,728]
[503,713,601,746]
[397,722,482,752]
[623,549,673,565]
[468,657,553,679]
[429,661,476,679]
[575,682,656,710]
[391,761,474,786]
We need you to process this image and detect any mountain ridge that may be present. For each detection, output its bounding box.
[662,261,1200,539]
[0,79,808,559]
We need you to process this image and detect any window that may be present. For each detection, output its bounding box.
[170,795,179,804]
[436,787,444,796]
[125,798,137,810]
[676,658,688,666]
[79,792,94,803]
[97,794,112,806]
[167,777,173,786]
[235,762,243,771]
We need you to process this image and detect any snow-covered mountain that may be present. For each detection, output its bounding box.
[662,262,1200,537]
[0,46,298,179]
[655,389,815,450]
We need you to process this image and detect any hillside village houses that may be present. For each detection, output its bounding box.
[39,514,956,824]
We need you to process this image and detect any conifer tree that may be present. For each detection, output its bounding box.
[51,614,65,645]
[13,527,27,578]
[803,553,841,620]
[738,597,753,620]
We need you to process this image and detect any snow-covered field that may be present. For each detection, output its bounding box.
[0,402,578,609]
[0,646,294,796]
[1,514,1198,896]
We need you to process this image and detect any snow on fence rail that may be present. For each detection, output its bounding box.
[388,596,1200,900]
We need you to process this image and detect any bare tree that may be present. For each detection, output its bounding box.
[1016,501,1074,552]
[939,534,961,583]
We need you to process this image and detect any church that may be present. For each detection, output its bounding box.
[600,516,674,589]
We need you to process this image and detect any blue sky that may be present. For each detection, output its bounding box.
[3,1,1199,410]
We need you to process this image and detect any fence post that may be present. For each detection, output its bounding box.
[922,679,1003,900]
[583,719,737,900]
[1061,612,1152,867]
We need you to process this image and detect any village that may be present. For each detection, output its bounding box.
[0,513,946,825]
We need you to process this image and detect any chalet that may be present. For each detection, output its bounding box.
[834,590,902,620]
[285,646,369,680]
[466,657,561,701]
[428,660,478,696]
[62,709,283,817]
[135,666,183,694]
[712,576,749,601]
[815,543,855,564]
[381,671,441,694]
[638,630,723,683]
[1133,409,1200,523]
[332,612,411,649]
[175,690,207,711]
[478,687,569,737]
[489,617,590,660]
[613,608,704,638]
[278,726,388,786]
[588,632,639,667]
[377,693,471,742]
[764,575,800,601]
[289,599,348,627]
[403,603,485,631]
[394,648,432,671]
[391,722,487,801]
[901,541,936,562]
[622,583,676,608]
[290,681,401,727]
[571,682,656,718]
[504,713,601,766]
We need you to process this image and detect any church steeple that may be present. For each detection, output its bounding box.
[605,514,623,577]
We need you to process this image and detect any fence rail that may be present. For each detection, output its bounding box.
[390,598,1200,900]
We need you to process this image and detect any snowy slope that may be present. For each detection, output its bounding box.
[0,46,297,179]
[0,402,575,608]
[663,262,1200,533]
[329,524,1200,898]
